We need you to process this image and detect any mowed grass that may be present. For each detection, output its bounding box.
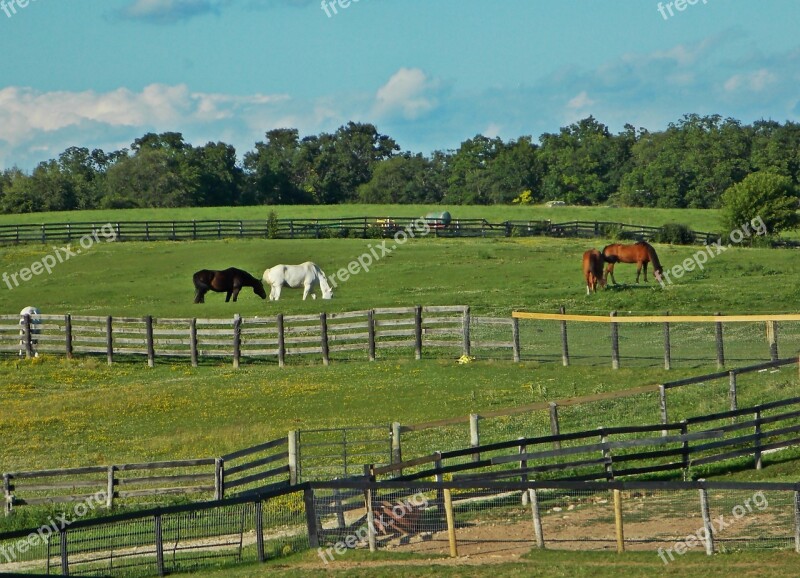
[1,235,798,317]
[195,549,800,578]
[0,203,728,233]
[1,235,798,473]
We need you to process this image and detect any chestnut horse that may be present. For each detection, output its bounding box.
[602,241,663,284]
[582,249,606,295]
[193,268,267,303]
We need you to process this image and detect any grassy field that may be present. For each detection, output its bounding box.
[194,549,800,577]
[1,209,798,576]
[0,203,727,233]
[1,236,798,318]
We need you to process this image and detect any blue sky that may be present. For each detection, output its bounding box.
[1,0,798,170]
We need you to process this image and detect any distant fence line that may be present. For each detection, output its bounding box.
[6,358,799,512]
[0,217,720,245]
[2,478,800,576]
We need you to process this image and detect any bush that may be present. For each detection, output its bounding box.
[655,223,696,245]
[266,211,280,239]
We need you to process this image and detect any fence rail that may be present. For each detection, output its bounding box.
[371,395,800,484]
[2,479,799,577]
[0,217,720,245]
[4,306,474,366]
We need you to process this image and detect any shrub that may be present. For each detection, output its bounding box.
[266,211,280,239]
[655,223,696,245]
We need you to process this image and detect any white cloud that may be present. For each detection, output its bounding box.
[373,68,439,120]
[724,69,778,93]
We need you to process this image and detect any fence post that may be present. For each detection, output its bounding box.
[729,371,738,414]
[65,314,73,359]
[233,314,241,369]
[105,316,113,365]
[519,439,529,505]
[320,312,330,366]
[754,410,763,470]
[794,488,800,554]
[663,312,671,370]
[470,414,480,462]
[23,313,32,358]
[288,431,299,484]
[214,458,224,500]
[462,306,471,357]
[154,513,165,576]
[613,488,625,553]
[3,473,11,516]
[549,402,561,449]
[277,314,286,368]
[60,528,69,576]
[512,317,521,362]
[190,318,198,368]
[529,488,545,548]
[391,422,402,465]
[255,499,266,562]
[414,305,423,360]
[106,466,115,509]
[363,472,377,553]
[768,321,779,361]
[699,486,715,555]
[444,488,458,557]
[680,420,690,480]
[559,306,569,367]
[368,309,376,362]
[659,385,668,436]
[146,315,155,368]
[434,452,444,516]
[715,313,725,369]
[303,486,320,548]
[610,311,620,370]
[332,480,346,529]
[600,429,613,480]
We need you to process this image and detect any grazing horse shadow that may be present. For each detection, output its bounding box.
[192,268,267,303]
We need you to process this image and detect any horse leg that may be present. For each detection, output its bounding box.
[231,287,241,302]
[605,264,616,285]
[225,290,233,302]
[302,283,310,301]
[642,262,649,283]
[194,289,205,304]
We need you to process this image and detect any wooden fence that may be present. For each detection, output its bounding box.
[2,436,292,515]
[370,394,800,484]
[0,218,719,245]
[4,305,481,366]
[513,311,800,368]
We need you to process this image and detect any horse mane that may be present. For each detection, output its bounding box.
[640,242,663,273]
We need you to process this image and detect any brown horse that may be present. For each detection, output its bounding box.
[602,241,663,284]
[193,268,267,303]
[582,249,606,294]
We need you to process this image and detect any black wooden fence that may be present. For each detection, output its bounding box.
[0,218,720,245]
[2,479,799,576]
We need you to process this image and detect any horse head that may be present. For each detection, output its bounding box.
[254,280,268,300]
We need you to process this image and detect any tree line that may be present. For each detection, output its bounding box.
[1,114,799,214]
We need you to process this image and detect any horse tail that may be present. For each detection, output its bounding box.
[644,242,663,273]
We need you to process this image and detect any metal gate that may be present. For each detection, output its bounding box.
[298,426,391,481]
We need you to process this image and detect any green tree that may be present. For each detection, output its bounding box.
[721,172,799,236]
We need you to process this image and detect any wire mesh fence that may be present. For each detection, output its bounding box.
[2,481,798,576]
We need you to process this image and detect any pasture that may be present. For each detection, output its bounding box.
[1,213,799,575]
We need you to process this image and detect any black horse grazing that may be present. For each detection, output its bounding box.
[193,268,268,303]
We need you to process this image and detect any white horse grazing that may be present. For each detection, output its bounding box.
[263,262,333,301]
[19,306,41,358]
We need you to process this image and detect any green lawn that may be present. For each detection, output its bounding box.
[0,203,727,234]
[194,549,800,578]
[2,225,799,578]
